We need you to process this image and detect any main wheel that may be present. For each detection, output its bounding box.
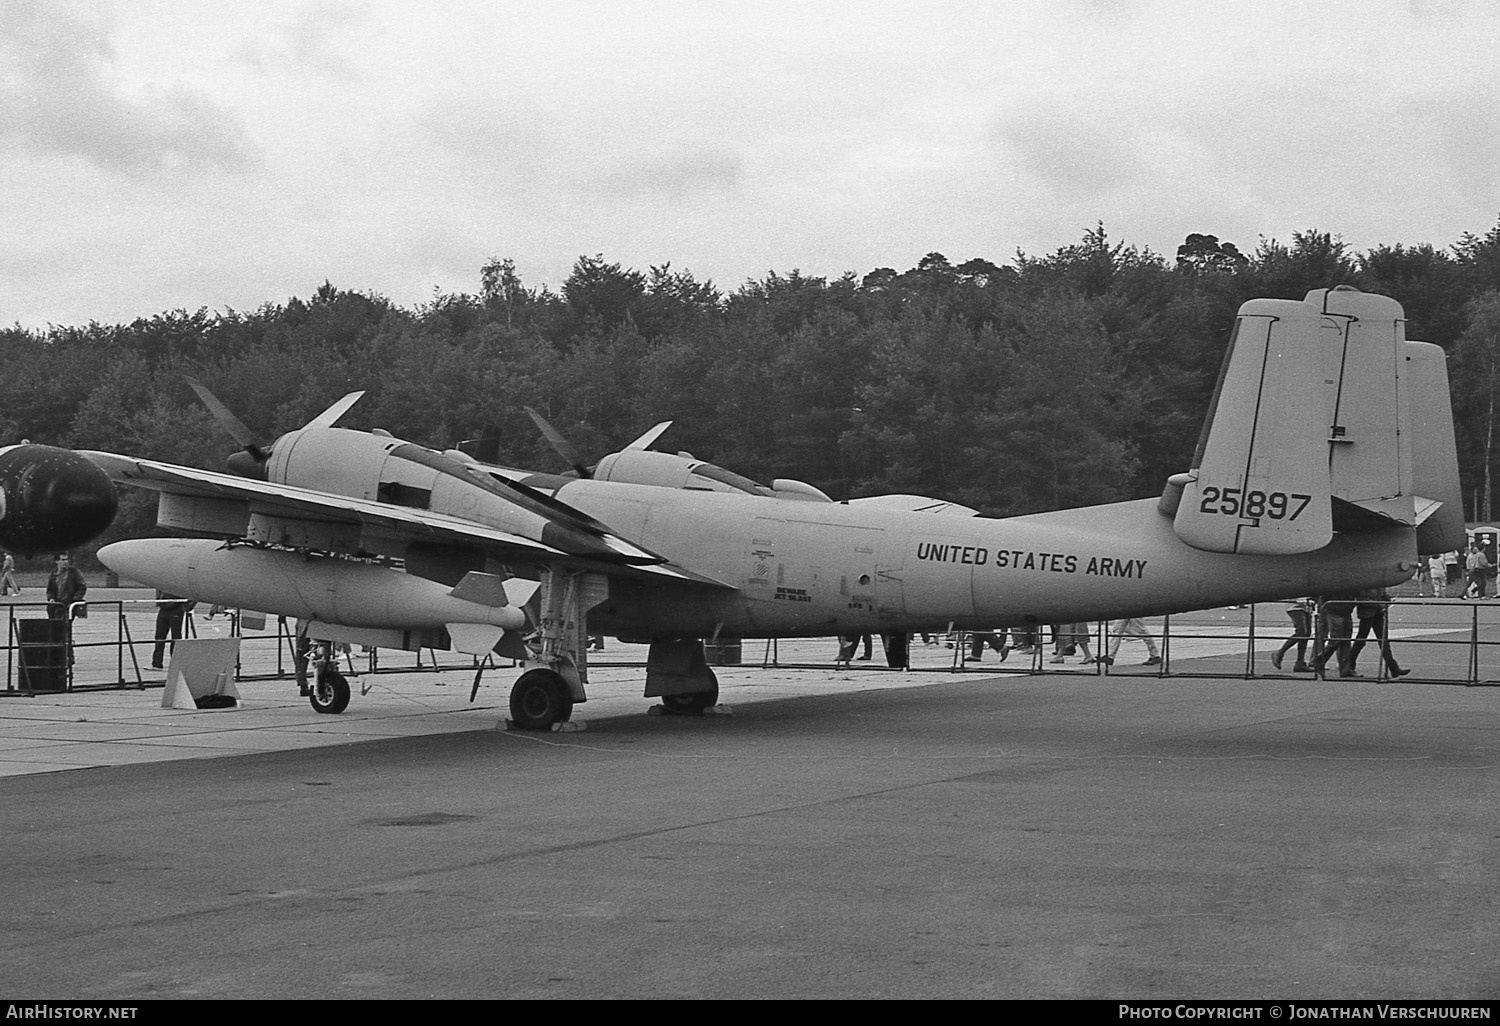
[310,667,351,714]
[659,680,719,716]
[509,668,574,730]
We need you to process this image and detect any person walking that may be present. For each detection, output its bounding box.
[0,552,19,595]
[835,633,872,665]
[1270,597,1315,672]
[1347,587,1409,679]
[1426,553,1447,597]
[1097,618,1160,666]
[1048,623,1094,665]
[1466,543,1492,599]
[965,630,1009,663]
[1310,592,1358,679]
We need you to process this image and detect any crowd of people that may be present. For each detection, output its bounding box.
[1271,591,1408,679]
[1415,542,1496,599]
[841,620,1163,669]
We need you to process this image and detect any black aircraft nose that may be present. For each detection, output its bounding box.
[0,445,118,556]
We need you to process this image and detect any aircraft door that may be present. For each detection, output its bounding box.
[874,530,906,617]
[745,517,886,633]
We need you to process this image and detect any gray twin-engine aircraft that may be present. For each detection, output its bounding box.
[84,287,1463,729]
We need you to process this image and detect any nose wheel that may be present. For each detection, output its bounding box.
[310,665,351,714]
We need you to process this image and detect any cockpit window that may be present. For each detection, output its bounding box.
[688,463,772,496]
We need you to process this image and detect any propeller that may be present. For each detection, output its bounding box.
[183,376,268,477]
[524,407,592,478]
[524,407,673,479]
[184,376,365,480]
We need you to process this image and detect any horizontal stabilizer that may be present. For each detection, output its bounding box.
[1413,496,1443,526]
[1173,299,1333,555]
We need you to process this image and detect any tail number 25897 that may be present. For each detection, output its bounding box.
[1198,487,1312,521]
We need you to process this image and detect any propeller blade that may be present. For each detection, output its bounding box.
[524,407,592,479]
[182,376,262,454]
[304,391,366,429]
[625,421,673,451]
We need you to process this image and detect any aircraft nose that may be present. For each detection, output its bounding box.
[0,445,119,555]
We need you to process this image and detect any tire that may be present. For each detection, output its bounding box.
[509,669,574,730]
[659,680,719,716]
[309,668,351,715]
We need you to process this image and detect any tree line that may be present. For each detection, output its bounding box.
[4,220,1499,566]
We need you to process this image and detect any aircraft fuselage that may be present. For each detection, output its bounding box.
[557,481,1416,638]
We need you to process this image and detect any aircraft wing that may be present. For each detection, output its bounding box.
[83,451,735,588]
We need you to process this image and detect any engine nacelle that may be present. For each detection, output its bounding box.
[594,449,701,489]
[264,426,654,563]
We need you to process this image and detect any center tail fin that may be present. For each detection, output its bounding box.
[1169,287,1458,557]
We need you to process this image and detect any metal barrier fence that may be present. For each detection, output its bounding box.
[734,598,1500,686]
[1,598,491,696]
[4,595,1499,696]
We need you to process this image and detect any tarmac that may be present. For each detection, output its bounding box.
[1,607,1498,999]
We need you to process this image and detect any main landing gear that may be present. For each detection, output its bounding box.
[658,678,719,716]
[508,668,574,730]
[503,569,720,732]
[503,661,719,730]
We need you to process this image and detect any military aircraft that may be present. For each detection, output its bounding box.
[66,287,1462,730]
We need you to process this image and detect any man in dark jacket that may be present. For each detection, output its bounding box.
[45,553,86,620]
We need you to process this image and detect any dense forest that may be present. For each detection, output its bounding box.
[4,220,1500,565]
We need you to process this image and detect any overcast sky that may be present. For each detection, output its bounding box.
[3,0,1497,328]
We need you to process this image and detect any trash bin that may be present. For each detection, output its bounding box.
[17,619,68,692]
[703,638,742,666]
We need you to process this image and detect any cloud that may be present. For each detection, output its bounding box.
[416,92,740,203]
[233,1,368,79]
[598,148,742,201]
[987,66,1500,254]
[0,0,259,173]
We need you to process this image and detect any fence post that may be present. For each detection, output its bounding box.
[1470,602,1480,685]
[1244,604,1257,679]
[760,638,778,668]
[116,600,124,685]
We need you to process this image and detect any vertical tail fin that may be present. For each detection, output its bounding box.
[1404,340,1466,555]
[1170,287,1451,556]
[1171,294,1335,555]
